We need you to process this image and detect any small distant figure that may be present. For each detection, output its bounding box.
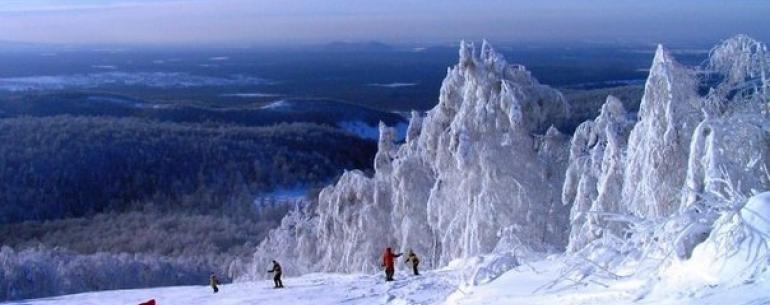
[405,250,420,276]
[138,299,156,305]
[381,247,403,282]
[210,273,220,293]
[267,260,284,288]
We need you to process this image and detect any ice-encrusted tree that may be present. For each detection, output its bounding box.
[562,96,633,252]
[246,41,573,276]
[246,35,770,285]
[551,36,770,293]
[621,45,703,219]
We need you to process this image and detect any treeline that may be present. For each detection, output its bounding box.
[559,85,643,132]
[0,203,290,260]
[0,246,221,301]
[0,92,406,128]
[0,201,293,300]
[0,116,376,223]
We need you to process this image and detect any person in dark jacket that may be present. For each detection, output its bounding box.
[209,273,220,293]
[381,247,403,281]
[405,250,420,276]
[267,260,284,288]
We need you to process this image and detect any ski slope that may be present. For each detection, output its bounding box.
[5,268,460,305]
[8,256,770,305]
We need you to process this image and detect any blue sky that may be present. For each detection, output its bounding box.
[0,0,768,46]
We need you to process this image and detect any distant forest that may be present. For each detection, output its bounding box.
[0,115,375,224]
[0,113,377,300]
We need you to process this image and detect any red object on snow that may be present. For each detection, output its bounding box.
[383,248,396,268]
[138,299,156,305]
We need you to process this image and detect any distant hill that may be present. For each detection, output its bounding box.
[0,92,408,139]
[0,116,376,224]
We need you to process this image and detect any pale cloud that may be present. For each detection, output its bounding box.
[0,0,767,46]
[0,0,193,13]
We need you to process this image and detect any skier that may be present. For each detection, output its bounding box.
[381,247,403,281]
[405,250,420,276]
[267,260,284,288]
[209,273,220,293]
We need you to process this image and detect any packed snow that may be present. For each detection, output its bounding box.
[9,239,770,305]
[6,268,461,305]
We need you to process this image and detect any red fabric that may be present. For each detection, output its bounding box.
[138,299,156,305]
[383,249,396,268]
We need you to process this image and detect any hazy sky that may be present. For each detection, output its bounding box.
[0,0,768,46]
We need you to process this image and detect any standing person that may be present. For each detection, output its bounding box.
[209,273,220,293]
[381,247,403,281]
[267,260,284,288]
[405,250,420,276]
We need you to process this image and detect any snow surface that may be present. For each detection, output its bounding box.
[7,268,461,305]
[10,254,770,305]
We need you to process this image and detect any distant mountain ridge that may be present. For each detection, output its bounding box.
[0,93,408,139]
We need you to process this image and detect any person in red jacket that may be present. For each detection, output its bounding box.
[381,247,403,281]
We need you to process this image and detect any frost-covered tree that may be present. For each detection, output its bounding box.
[247,35,770,288]
[247,41,572,276]
[549,36,770,292]
[563,96,634,251]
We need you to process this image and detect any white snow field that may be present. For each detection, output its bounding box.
[9,242,770,305]
[7,268,461,305]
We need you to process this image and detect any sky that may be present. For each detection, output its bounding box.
[0,0,768,46]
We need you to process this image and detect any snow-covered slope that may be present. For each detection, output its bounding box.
[8,269,462,305]
[13,223,770,305]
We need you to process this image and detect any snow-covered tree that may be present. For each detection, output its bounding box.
[247,36,770,289]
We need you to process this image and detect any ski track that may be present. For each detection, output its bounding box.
[8,259,770,305]
[4,269,461,305]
